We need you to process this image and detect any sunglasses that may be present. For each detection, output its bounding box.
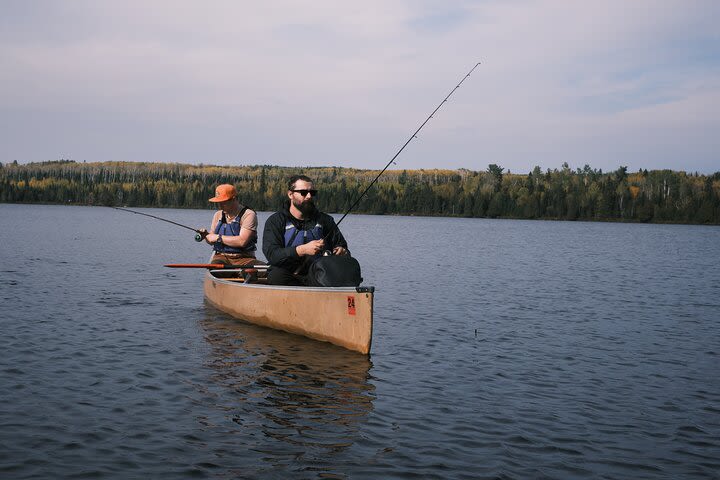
[291,189,318,197]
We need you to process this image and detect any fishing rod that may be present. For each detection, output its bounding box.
[334,61,481,228]
[111,206,207,241]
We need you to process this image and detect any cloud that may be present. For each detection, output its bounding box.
[1,0,718,172]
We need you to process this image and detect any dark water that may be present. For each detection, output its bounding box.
[1,203,719,479]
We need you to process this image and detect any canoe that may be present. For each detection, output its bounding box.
[203,270,374,354]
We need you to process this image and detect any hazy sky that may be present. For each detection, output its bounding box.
[2,1,718,173]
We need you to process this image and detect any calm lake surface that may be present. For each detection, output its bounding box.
[1,203,719,479]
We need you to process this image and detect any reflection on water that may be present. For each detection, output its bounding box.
[198,305,375,470]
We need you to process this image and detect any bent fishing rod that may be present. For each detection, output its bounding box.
[334,61,481,228]
[111,206,208,241]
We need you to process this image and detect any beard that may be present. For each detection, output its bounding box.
[293,197,317,216]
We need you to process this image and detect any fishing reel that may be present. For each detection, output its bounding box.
[195,229,209,242]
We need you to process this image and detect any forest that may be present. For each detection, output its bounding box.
[1,160,719,224]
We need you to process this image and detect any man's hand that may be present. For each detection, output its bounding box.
[332,246,348,256]
[297,239,325,256]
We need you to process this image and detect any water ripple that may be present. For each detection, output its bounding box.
[2,206,720,478]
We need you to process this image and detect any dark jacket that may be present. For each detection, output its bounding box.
[262,207,348,272]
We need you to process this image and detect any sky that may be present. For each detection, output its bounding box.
[1,0,719,174]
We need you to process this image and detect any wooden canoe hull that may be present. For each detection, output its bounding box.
[203,273,374,354]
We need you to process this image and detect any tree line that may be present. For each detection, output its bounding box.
[1,160,719,224]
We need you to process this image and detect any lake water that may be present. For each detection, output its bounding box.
[1,203,719,479]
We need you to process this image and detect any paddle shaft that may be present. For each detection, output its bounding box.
[164,263,268,269]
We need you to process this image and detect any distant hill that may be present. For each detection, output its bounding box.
[1,160,719,224]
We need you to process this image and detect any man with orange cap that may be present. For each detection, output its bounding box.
[200,184,261,267]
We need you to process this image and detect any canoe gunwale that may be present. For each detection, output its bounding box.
[207,274,375,293]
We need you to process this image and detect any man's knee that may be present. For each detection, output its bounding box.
[267,266,303,286]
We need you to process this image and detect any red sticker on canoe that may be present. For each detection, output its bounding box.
[347,296,356,315]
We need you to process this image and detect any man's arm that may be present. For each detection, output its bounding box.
[203,211,222,244]
[323,215,349,255]
[262,213,299,267]
[220,209,257,248]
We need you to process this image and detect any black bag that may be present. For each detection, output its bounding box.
[307,255,363,287]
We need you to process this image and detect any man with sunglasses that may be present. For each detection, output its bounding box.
[262,175,349,286]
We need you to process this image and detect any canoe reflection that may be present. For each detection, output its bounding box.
[199,310,375,460]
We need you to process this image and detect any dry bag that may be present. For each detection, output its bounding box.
[307,255,362,287]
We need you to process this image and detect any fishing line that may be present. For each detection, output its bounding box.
[111,206,207,241]
[334,61,481,228]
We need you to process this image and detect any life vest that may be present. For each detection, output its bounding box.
[213,208,256,253]
[284,220,323,254]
